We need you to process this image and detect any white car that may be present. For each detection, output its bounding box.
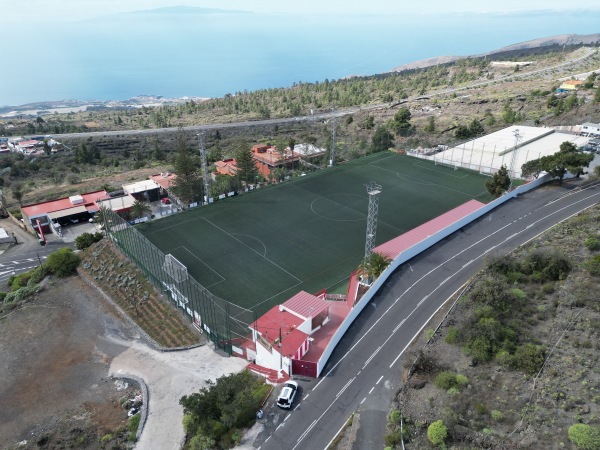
[276,381,299,409]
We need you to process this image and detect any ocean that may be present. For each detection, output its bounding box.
[2,8,599,107]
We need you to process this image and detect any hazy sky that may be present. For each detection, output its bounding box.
[4,0,600,22]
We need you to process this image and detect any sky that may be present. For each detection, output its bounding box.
[3,0,600,23]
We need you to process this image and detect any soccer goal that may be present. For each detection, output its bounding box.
[163,253,189,283]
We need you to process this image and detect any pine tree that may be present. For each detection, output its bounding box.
[235,141,259,184]
[171,134,203,204]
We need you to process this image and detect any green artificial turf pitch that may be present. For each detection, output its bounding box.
[137,152,491,315]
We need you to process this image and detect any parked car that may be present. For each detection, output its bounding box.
[276,381,299,409]
[161,197,171,204]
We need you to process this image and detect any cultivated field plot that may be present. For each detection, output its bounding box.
[138,153,491,315]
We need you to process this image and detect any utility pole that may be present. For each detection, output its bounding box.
[199,132,211,204]
[364,181,382,258]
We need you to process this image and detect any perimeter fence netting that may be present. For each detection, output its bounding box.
[102,208,255,354]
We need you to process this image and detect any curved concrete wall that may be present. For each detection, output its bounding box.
[316,174,552,376]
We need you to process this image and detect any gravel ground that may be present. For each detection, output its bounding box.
[0,272,246,450]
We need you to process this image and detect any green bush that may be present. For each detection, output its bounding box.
[388,409,401,424]
[568,423,600,449]
[427,420,448,446]
[584,254,600,276]
[491,410,504,421]
[74,232,104,250]
[46,248,81,277]
[384,431,402,447]
[511,343,546,375]
[434,372,468,391]
[585,236,600,251]
[445,326,460,344]
[128,413,141,433]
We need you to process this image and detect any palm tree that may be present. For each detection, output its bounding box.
[358,252,392,284]
[130,200,151,220]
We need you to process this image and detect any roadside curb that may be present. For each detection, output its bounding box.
[111,373,149,441]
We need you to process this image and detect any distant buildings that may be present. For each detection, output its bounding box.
[557,79,585,92]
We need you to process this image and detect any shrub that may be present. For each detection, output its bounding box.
[568,423,600,449]
[388,409,401,424]
[445,326,460,344]
[455,374,468,386]
[46,248,81,277]
[584,255,600,276]
[511,343,546,375]
[75,232,104,250]
[435,372,458,390]
[384,431,402,447]
[491,410,504,421]
[427,420,448,446]
[128,413,141,433]
[585,236,600,251]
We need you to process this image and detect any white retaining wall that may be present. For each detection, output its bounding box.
[315,174,553,376]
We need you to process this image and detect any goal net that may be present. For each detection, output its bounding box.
[163,253,189,283]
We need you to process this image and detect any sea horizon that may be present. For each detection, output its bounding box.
[1,7,600,108]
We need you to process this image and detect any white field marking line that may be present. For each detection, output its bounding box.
[174,245,226,282]
[250,281,303,310]
[141,216,199,236]
[376,375,384,385]
[362,346,382,369]
[411,160,470,179]
[369,386,375,394]
[360,397,366,405]
[309,197,365,222]
[229,233,268,257]
[202,217,302,283]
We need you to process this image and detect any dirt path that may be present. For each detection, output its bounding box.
[110,342,246,450]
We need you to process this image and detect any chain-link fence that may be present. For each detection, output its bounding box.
[102,208,255,354]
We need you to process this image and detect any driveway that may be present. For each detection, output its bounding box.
[110,342,246,450]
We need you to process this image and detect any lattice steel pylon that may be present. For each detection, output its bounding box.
[330,107,337,166]
[364,181,382,258]
[199,132,211,203]
[508,128,522,191]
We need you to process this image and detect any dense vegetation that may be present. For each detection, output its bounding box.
[180,371,270,449]
[386,201,600,449]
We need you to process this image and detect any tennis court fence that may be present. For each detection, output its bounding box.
[101,207,255,355]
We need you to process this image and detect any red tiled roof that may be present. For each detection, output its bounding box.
[21,190,108,218]
[374,199,485,259]
[149,173,176,190]
[250,305,308,356]
[215,158,238,176]
[283,290,329,320]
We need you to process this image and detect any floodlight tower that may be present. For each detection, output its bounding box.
[199,132,211,204]
[364,181,382,258]
[330,107,337,166]
[508,128,522,190]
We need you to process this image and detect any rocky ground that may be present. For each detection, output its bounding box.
[0,277,140,449]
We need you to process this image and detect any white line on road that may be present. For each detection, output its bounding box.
[360,397,366,405]
[362,346,382,369]
[369,386,375,394]
[304,394,309,400]
[285,415,290,422]
[376,375,383,385]
[336,377,355,399]
[296,420,317,446]
[392,319,405,334]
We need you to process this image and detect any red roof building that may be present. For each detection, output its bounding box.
[214,158,238,177]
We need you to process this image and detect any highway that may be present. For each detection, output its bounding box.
[257,181,600,450]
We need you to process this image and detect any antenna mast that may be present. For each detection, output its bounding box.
[199,132,211,204]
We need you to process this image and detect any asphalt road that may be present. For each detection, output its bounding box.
[257,180,600,450]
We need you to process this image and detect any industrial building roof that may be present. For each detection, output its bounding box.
[21,190,108,219]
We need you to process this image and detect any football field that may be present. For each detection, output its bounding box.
[137,152,491,315]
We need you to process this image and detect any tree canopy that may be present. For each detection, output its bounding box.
[171,132,203,204]
[485,165,510,198]
[525,141,594,185]
[371,126,394,153]
[234,140,259,185]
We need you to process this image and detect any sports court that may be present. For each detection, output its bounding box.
[137,152,491,316]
